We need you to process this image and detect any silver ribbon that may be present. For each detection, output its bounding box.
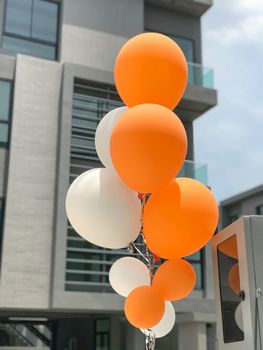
[145,329,156,350]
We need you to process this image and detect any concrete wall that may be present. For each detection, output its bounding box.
[241,192,263,214]
[60,0,144,70]
[0,55,62,309]
[144,3,202,63]
[221,191,263,228]
[146,0,213,16]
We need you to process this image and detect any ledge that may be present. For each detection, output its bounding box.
[145,0,213,17]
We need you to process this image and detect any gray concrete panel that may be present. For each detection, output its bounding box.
[146,0,212,16]
[60,0,144,71]
[0,55,62,309]
[62,0,144,38]
[177,322,208,350]
[178,85,217,121]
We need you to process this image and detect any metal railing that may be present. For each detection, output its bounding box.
[178,159,208,185]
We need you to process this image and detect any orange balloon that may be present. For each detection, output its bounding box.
[228,263,240,296]
[125,286,165,329]
[153,259,196,301]
[143,178,219,258]
[110,104,187,193]
[114,33,188,110]
[218,235,238,259]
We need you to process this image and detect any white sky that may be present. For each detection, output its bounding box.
[194,0,263,201]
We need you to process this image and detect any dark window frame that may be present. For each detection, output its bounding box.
[0,79,13,149]
[185,249,204,290]
[144,28,196,63]
[256,205,263,215]
[94,318,110,350]
[0,198,6,273]
[2,0,60,60]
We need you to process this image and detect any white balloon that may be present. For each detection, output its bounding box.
[235,302,244,331]
[95,107,128,169]
[109,257,150,297]
[65,168,142,249]
[141,302,176,338]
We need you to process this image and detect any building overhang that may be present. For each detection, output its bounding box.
[145,0,213,17]
[177,85,217,122]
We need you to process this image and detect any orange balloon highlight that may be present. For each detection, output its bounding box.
[125,286,165,329]
[228,263,240,296]
[110,104,187,193]
[218,235,238,259]
[153,259,196,301]
[143,178,219,258]
[114,33,188,110]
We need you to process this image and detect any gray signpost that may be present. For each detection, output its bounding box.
[211,216,263,350]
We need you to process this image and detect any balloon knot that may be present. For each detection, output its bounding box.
[153,254,159,263]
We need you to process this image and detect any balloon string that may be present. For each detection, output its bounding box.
[141,194,154,283]
[130,242,149,263]
[145,329,156,350]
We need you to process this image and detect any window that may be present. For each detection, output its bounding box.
[2,0,59,60]
[0,80,12,148]
[167,34,194,63]
[0,199,5,262]
[256,205,263,215]
[185,251,203,289]
[65,79,124,293]
[95,319,110,350]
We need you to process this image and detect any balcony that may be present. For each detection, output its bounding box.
[178,159,208,185]
[188,62,214,89]
[177,63,217,122]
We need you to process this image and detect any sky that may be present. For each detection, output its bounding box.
[194,0,263,201]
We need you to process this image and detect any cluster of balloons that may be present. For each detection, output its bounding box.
[109,257,195,337]
[65,32,219,340]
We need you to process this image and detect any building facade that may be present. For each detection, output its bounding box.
[0,0,217,349]
[220,185,263,229]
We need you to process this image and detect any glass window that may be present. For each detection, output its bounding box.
[185,250,203,289]
[0,80,12,148]
[65,80,127,293]
[5,0,32,37]
[170,35,194,63]
[0,124,9,146]
[256,205,263,215]
[0,81,11,121]
[3,0,59,60]
[95,319,110,350]
[145,29,195,63]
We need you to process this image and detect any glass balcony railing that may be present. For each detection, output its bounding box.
[178,160,208,185]
[187,62,214,89]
